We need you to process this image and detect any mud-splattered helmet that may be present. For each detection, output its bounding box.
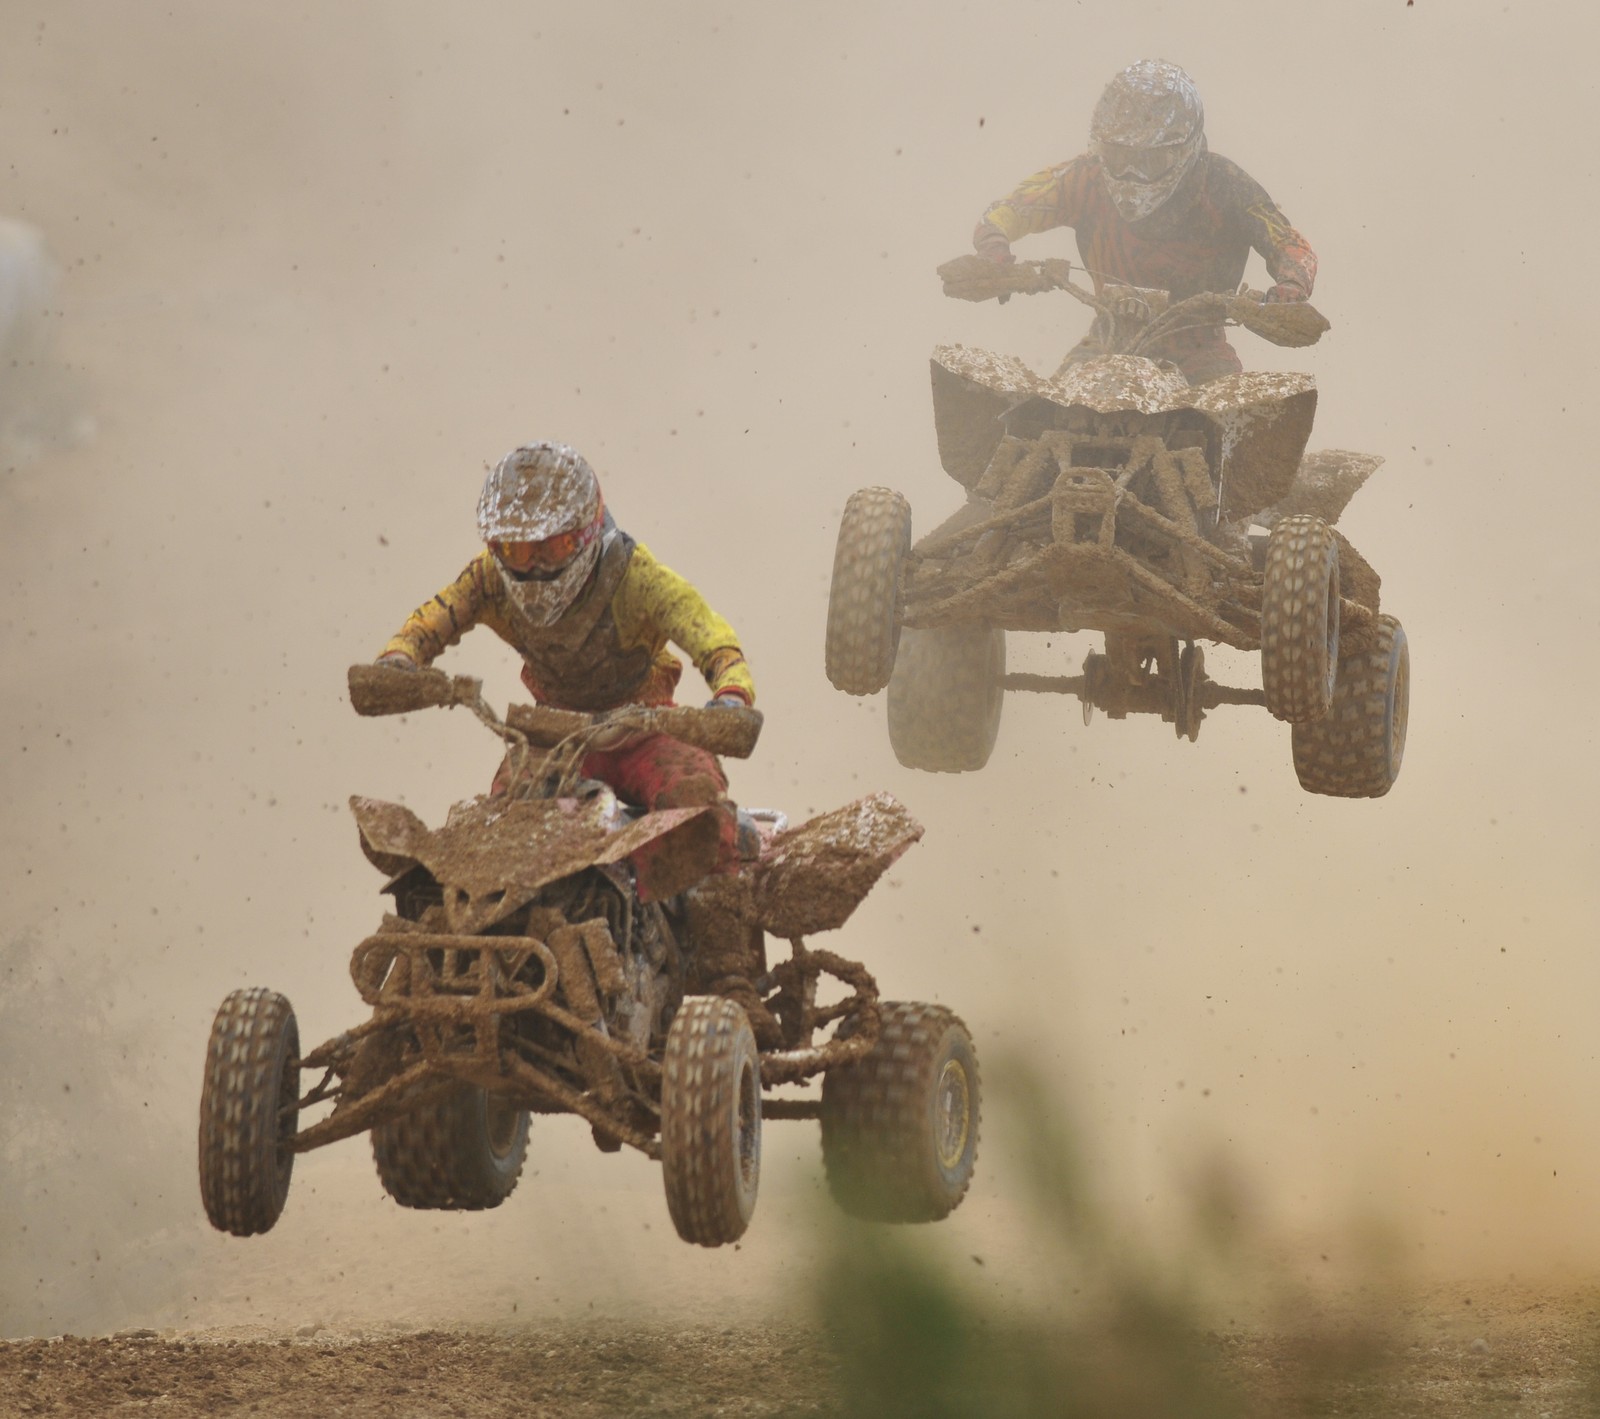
[1089,59,1205,223]
[477,441,607,625]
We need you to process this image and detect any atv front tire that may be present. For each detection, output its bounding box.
[371,1082,530,1210]
[661,996,762,1247]
[821,1001,980,1223]
[1261,514,1340,723]
[1292,614,1410,797]
[826,487,912,695]
[886,624,1005,772]
[199,987,300,1236]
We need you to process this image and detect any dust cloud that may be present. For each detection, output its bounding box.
[2,0,1597,1340]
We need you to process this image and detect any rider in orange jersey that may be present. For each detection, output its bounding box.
[973,59,1318,384]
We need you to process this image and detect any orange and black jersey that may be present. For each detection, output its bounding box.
[975,151,1317,380]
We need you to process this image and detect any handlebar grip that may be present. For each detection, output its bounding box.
[348,663,478,716]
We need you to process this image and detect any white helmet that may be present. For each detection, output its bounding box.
[477,442,607,627]
[1089,60,1205,223]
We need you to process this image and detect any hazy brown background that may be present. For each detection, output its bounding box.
[2,0,1597,1339]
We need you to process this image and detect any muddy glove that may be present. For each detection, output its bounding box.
[1262,283,1307,304]
[973,224,1015,267]
[376,651,418,671]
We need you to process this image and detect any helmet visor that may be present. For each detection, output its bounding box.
[491,520,599,578]
[1097,140,1189,183]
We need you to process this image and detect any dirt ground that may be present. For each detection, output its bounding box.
[4,1280,1599,1418]
[0,1322,833,1418]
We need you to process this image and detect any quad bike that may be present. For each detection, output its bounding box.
[825,255,1409,797]
[198,664,979,1248]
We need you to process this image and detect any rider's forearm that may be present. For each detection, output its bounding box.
[381,556,491,667]
[1265,235,1316,299]
[1250,205,1317,298]
[975,200,1052,247]
[974,157,1086,252]
[701,648,754,705]
[613,546,756,706]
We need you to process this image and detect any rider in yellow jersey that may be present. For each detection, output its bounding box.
[376,441,754,898]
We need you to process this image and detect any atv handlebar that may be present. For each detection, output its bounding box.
[505,701,763,760]
[347,663,763,760]
[935,254,1329,350]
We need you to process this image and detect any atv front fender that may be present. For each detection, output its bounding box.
[350,793,721,932]
[929,344,1319,522]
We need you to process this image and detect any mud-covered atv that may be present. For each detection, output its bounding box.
[825,255,1409,797]
[198,665,979,1248]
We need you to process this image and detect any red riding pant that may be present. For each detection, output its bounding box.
[493,731,739,900]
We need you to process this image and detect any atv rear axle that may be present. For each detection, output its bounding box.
[1002,670,1266,710]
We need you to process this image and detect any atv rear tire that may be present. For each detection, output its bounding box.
[1292,614,1410,797]
[1261,513,1340,723]
[822,1002,980,1223]
[826,487,912,695]
[886,624,1005,772]
[371,1082,530,1210]
[661,996,761,1247]
[199,987,300,1236]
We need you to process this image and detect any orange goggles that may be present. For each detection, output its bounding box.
[490,515,602,576]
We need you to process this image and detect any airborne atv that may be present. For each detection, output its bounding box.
[198,665,979,1248]
[825,255,1409,798]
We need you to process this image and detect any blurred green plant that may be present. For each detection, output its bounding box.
[812,1058,1393,1419]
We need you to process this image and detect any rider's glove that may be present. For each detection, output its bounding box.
[705,692,749,710]
[376,651,418,671]
[1263,283,1307,304]
[974,232,1015,267]
[1109,290,1153,324]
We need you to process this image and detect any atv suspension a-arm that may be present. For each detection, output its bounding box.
[288,928,886,1159]
[900,426,1377,731]
[903,431,1265,650]
[292,928,672,1158]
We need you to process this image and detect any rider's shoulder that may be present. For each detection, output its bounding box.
[1055,152,1098,180]
[1015,153,1094,188]
[613,539,663,594]
[1200,151,1272,202]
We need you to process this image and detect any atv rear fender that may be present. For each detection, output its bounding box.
[740,791,923,939]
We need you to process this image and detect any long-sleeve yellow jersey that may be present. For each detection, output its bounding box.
[381,540,755,712]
